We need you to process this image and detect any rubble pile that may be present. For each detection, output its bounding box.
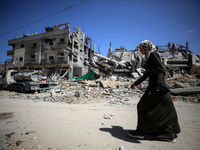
[83,43,200,84]
[166,73,200,89]
[41,77,143,105]
[0,76,143,105]
[165,73,200,102]
[1,71,200,104]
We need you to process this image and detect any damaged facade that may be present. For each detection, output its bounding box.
[6,23,94,78]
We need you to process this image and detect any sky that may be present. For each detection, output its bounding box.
[0,0,199,63]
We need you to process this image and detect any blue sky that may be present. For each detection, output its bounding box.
[0,0,199,63]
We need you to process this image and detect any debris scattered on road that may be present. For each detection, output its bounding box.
[103,113,114,119]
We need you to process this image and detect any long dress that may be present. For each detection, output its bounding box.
[134,52,181,138]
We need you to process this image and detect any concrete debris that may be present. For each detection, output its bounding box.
[131,72,140,79]
[0,128,35,149]
[4,132,15,140]
[170,86,200,96]
[0,71,199,104]
[119,146,129,150]
[74,91,80,97]
[0,144,10,149]
[1,71,199,104]
[16,139,28,146]
[103,113,114,119]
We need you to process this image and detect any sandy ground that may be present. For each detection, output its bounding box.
[0,94,200,150]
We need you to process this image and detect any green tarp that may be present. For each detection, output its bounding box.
[72,72,95,81]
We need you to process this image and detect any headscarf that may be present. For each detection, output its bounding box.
[138,40,156,60]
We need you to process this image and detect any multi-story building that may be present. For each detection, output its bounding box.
[7,22,94,78]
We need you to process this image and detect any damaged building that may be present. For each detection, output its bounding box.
[6,23,94,79]
[2,22,200,84]
[85,41,200,79]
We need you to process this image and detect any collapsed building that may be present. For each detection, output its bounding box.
[85,41,200,78]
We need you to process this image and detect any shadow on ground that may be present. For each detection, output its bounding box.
[99,125,141,143]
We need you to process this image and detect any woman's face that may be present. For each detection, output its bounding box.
[139,47,145,55]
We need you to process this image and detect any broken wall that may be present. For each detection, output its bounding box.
[13,48,25,67]
[190,53,200,75]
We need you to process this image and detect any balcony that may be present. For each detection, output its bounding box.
[31,58,37,61]
[43,45,55,53]
[24,61,40,66]
[7,50,14,56]
[41,59,55,65]
[40,59,68,65]
[57,59,68,64]
[58,41,65,45]
[57,52,65,59]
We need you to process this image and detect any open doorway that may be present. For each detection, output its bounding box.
[73,67,82,77]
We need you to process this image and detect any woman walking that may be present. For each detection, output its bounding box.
[128,40,181,142]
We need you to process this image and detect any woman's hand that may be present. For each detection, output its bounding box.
[130,82,136,89]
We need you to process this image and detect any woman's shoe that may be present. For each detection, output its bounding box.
[156,134,177,143]
[157,137,176,143]
[127,130,145,139]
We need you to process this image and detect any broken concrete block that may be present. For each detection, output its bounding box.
[119,146,129,150]
[170,86,200,96]
[74,91,80,97]
[103,113,114,119]
[136,68,144,76]
[131,72,140,79]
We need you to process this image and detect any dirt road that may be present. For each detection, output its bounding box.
[0,96,200,150]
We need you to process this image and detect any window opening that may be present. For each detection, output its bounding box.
[49,41,53,45]
[49,56,54,60]
[60,38,65,42]
[74,41,78,49]
[20,44,24,48]
[31,54,36,59]
[32,43,37,47]
[19,57,23,61]
[59,52,64,56]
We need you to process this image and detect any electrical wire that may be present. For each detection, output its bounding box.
[0,0,87,37]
